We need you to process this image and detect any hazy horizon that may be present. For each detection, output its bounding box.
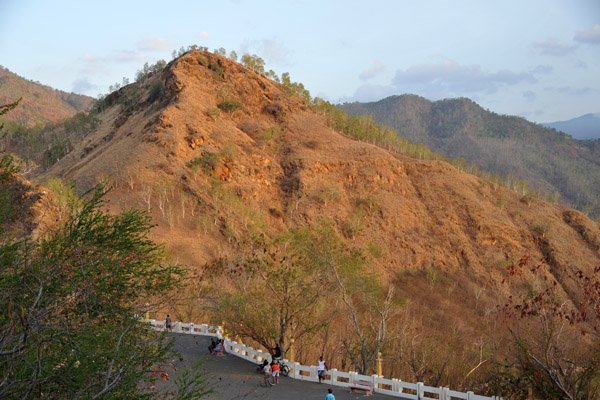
[1,0,598,123]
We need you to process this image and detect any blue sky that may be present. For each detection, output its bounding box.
[1,0,598,123]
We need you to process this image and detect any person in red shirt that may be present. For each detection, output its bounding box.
[271,361,280,384]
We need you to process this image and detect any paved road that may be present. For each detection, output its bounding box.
[160,333,407,400]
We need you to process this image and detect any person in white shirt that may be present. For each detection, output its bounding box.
[317,356,328,383]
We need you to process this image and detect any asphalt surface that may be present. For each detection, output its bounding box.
[160,333,409,400]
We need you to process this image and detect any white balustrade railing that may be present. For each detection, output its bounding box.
[146,320,503,400]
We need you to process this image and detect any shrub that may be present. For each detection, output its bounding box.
[258,126,284,142]
[188,152,220,174]
[219,144,238,162]
[148,79,165,103]
[197,55,209,66]
[316,185,342,205]
[217,99,243,113]
[209,62,225,80]
[205,108,221,118]
[263,102,284,119]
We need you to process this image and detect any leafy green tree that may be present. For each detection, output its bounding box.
[213,47,226,56]
[0,100,22,222]
[0,177,196,398]
[44,177,83,220]
[0,99,20,138]
[304,221,396,375]
[240,53,265,74]
[207,229,333,358]
[265,70,280,83]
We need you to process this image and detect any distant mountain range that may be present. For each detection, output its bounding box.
[0,66,94,127]
[340,95,600,217]
[543,113,600,140]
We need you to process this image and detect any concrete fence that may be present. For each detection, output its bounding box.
[147,319,503,400]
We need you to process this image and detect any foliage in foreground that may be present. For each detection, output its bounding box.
[0,157,201,398]
[494,256,600,399]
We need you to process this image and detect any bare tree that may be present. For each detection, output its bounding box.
[141,184,153,211]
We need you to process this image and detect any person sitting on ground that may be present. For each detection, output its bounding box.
[271,361,280,384]
[273,344,282,359]
[317,356,328,383]
[208,338,217,354]
[213,339,223,354]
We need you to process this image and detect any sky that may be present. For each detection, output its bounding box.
[0,0,599,123]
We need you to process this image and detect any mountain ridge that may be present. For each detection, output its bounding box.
[0,66,94,127]
[340,95,600,218]
[543,112,600,140]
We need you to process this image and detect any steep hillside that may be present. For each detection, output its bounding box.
[0,66,94,127]
[340,95,600,218]
[0,172,59,241]
[39,51,600,392]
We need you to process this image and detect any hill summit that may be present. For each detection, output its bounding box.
[38,50,600,393]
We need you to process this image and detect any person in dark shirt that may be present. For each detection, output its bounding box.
[273,344,282,359]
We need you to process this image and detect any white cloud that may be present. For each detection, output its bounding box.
[391,58,537,97]
[72,77,97,94]
[198,31,210,39]
[113,51,147,63]
[343,58,545,103]
[531,38,577,56]
[574,24,600,44]
[359,61,384,81]
[78,54,110,75]
[138,37,171,52]
[543,86,598,96]
[240,39,290,66]
[340,83,397,103]
[78,51,147,77]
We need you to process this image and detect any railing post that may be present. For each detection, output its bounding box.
[310,365,317,382]
[292,362,300,379]
[467,391,474,400]
[417,382,424,399]
[350,371,358,386]
[371,374,378,391]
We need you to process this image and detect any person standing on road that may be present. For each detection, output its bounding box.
[325,388,335,400]
[271,361,280,384]
[317,356,328,383]
[165,315,172,332]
